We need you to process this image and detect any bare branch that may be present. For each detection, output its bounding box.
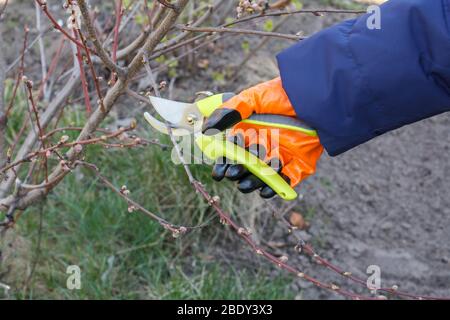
[77,0,124,77]
[77,29,105,112]
[269,0,292,10]
[0,0,191,211]
[77,161,212,233]
[230,15,291,81]
[36,37,65,101]
[23,78,46,145]
[73,29,92,113]
[231,8,366,27]
[151,2,167,29]
[113,28,150,62]
[6,27,48,74]
[34,0,94,53]
[127,0,190,78]
[111,0,123,64]
[157,0,178,12]
[177,25,303,41]
[0,24,7,170]
[5,26,29,116]
[153,4,214,52]
[35,1,48,97]
[0,0,8,19]
[0,43,80,198]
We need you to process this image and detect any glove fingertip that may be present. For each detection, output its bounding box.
[211,158,229,181]
[202,108,242,134]
[225,164,248,181]
[260,186,277,199]
[237,175,265,193]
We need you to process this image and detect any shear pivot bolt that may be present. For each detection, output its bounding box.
[186,114,198,125]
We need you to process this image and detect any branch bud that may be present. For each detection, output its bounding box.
[60,135,69,143]
[120,185,130,195]
[74,144,83,153]
[331,284,340,291]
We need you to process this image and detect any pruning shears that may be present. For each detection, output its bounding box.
[144,93,317,201]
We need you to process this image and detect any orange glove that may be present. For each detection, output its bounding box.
[202,77,324,199]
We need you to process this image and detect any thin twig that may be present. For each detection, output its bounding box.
[0,22,7,170]
[77,29,105,112]
[35,1,48,97]
[149,6,364,60]
[6,26,29,116]
[112,0,123,63]
[23,202,44,295]
[0,0,8,19]
[34,0,94,53]
[157,0,177,11]
[230,8,366,27]
[0,41,80,199]
[36,37,65,101]
[77,0,123,77]
[177,25,303,41]
[73,29,92,113]
[6,27,52,74]
[23,79,45,145]
[230,15,291,81]
[77,161,212,232]
[1,125,134,175]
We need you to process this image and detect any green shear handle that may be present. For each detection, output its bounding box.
[196,93,317,201]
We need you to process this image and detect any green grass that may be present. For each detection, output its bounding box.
[6,126,294,299]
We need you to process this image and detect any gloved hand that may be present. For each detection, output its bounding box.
[202,77,324,199]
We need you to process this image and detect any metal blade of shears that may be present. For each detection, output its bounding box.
[143,112,192,137]
[149,96,203,132]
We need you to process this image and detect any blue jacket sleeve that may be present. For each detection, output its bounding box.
[277,0,450,156]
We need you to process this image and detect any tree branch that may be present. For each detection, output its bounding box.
[0,43,80,198]
[0,0,8,20]
[157,0,178,12]
[177,25,303,41]
[0,0,191,211]
[77,0,125,78]
[231,8,366,27]
[34,0,94,53]
[35,1,48,97]
[0,25,7,170]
